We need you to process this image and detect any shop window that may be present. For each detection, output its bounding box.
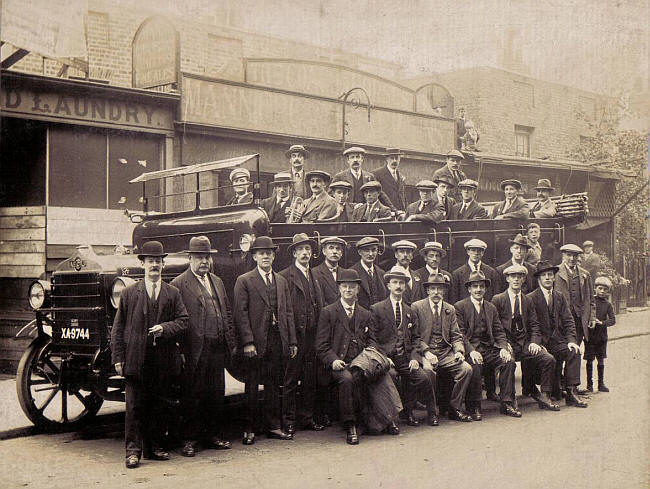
[515,125,533,157]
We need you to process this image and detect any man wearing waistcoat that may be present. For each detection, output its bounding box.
[312,237,349,306]
[350,237,388,310]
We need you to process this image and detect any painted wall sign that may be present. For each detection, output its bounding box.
[132,16,179,89]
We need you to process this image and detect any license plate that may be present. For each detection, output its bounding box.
[61,319,90,340]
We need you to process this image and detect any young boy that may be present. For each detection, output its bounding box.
[585,276,616,392]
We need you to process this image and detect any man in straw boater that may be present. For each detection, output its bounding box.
[413,241,452,301]
[404,180,439,222]
[285,144,311,199]
[453,270,516,421]
[448,179,488,220]
[298,170,338,222]
[490,179,530,220]
[390,240,424,305]
[171,236,236,457]
[351,181,393,222]
[526,260,586,407]
[233,236,297,445]
[261,172,294,223]
[111,241,188,469]
[280,233,327,434]
[412,273,474,423]
[496,233,536,293]
[333,146,394,209]
[226,167,254,205]
[529,178,558,218]
[350,237,388,310]
[316,269,400,444]
[554,243,596,397]
[492,265,559,415]
[450,238,499,304]
[312,237,349,306]
[370,267,437,427]
[372,147,407,214]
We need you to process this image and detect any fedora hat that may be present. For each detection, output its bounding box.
[534,178,555,191]
[500,179,522,191]
[464,270,491,287]
[137,240,167,260]
[285,144,310,159]
[446,149,465,160]
[305,170,331,184]
[343,146,366,156]
[360,181,382,192]
[336,268,362,284]
[384,267,410,283]
[184,235,218,254]
[508,233,531,249]
[355,237,380,249]
[533,260,560,277]
[229,167,250,182]
[329,180,353,190]
[423,273,449,288]
[433,174,456,188]
[420,241,447,258]
[270,172,293,186]
[250,236,278,252]
[288,233,317,254]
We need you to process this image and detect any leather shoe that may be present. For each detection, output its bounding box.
[448,408,473,422]
[285,423,296,435]
[500,403,522,418]
[125,455,140,469]
[406,412,420,427]
[207,438,231,450]
[319,415,332,427]
[181,442,196,457]
[346,425,359,445]
[427,412,440,426]
[302,420,325,431]
[149,448,170,461]
[534,392,560,411]
[524,386,541,398]
[387,422,400,435]
[242,432,255,445]
[267,429,293,440]
[565,390,588,408]
[470,405,482,421]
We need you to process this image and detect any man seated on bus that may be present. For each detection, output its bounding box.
[530,179,557,218]
[404,180,440,222]
[490,179,529,220]
[298,170,338,222]
[448,179,488,220]
[226,168,254,205]
[261,172,294,223]
[320,180,356,222]
[351,181,393,222]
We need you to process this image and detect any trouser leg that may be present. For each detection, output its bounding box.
[198,345,226,440]
[125,376,144,457]
[283,331,303,427]
[465,361,484,404]
[446,361,473,410]
[265,329,284,432]
[244,359,261,432]
[332,369,357,424]
[519,350,555,393]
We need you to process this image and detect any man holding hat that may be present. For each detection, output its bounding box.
[496,234,536,294]
[372,148,407,213]
[111,241,189,468]
[261,172,294,223]
[413,274,473,423]
[285,144,310,199]
[530,178,557,218]
[171,236,236,457]
[433,150,467,202]
[233,236,297,445]
[431,174,457,221]
[351,237,388,310]
[391,240,423,305]
[490,179,530,220]
[370,267,436,427]
[414,242,452,300]
[351,181,392,222]
[526,261,586,407]
[449,179,488,220]
[298,170,337,222]
[322,180,356,222]
[453,271,516,421]
[226,168,253,205]
[404,180,441,222]
[312,237,349,306]
[450,238,499,304]
[280,234,327,434]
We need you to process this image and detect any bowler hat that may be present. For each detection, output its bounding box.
[534,178,555,191]
[500,179,522,191]
[356,237,380,249]
[229,167,251,182]
[250,236,278,252]
[446,149,465,160]
[415,180,437,190]
[420,241,447,258]
[329,180,353,190]
[560,244,583,254]
[384,267,410,283]
[343,146,366,156]
[285,144,310,159]
[305,170,331,184]
[423,273,449,288]
[185,235,218,254]
[433,175,456,188]
[321,236,347,248]
[509,233,531,249]
[503,264,528,276]
[464,270,491,287]
[288,233,317,254]
[270,172,293,186]
[137,240,167,259]
[533,260,560,277]
[360,181,382,192]
[336,268,362,284]
[384,148,405,157]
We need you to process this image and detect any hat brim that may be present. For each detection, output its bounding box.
[184,249,219,254]
[384,273,408,283]
[533,265,559,277]
[285,149,310,159]
[508,239,531,248]
[137,253,168,259]
[288,239,317,254]
[500,181,522,190]
[423,280,450,288]
[336,278,363,284]
[434,179,456,188]
[420,247,447,258]
[534,186,555,191]
[464,278,492,287]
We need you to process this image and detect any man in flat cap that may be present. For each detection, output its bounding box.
[496,234,536,294]
[449,179,488,220]
[351,181,392,222]
[432,150,467,202]
[529,178,557,218]
[111,241,189,468]
[321,180,356,222]
[312,237,349,306]
[298,170,337,222]
[285,144,310,199]
[490,179,530,220]
[227,168,254,205]
[580,240,602,283]
[351,237,388,310]
[373,148,407,215]
[261,172,295,223]
[404,180,440,222]
[431,175,457,221]
[171,236,236,457]
[450,238,499,304]
[391,240,423,305]
[414,242,452,301]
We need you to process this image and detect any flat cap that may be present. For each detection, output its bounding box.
[560,244,583,254]
[360,180,382,192]
[415,179,437,190]
[503,264,528,276]
[321,236,347,248]
[229,167,250,182]
[329,180,353,190]
[594,276,613,288]
[343,146,366,156]
[464,238,487,250]
[446,149,465,159]
[420,241,447,257]
[582,240,594,247]
[458,178,479,189]
[356,237,380,249]
[392,240,417,251]
[285,144,310,159]
[433,174,456,188]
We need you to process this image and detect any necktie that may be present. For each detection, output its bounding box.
[454,170,460,183]
[547,291,553,310]
[202,276,212,295]
[503,199,512,213]
[395,301,402,327]
[151,282,157,301]
[477,301,482,315]
[418,201,425,212]
[460,203,467,216]
[346,306,353,319]
[368,267,374,278]
[514,294,521,318]
[266,272,272,288]
[433,304,440,322]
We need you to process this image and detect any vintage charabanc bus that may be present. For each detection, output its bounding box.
[16,154,587,429]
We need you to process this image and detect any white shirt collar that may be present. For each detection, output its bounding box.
[468,260,482,272]
[257,267,272,281]
[507,288,522,315]
[295,261,310,278]
[361,261,374,275]
[340,298,355,314]
[428,298,442,315]
[145,278,162,299]
[470,296,483,313]
[425,264,439,276]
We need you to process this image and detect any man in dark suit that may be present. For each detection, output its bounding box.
[350,237,388,310]
[390,240,423,305]
[453,271,516,420]
[430,175,457,221]
[450,238,499,304]
[414,241,452,301]
[448,179,488,220]
[111,241,189,469]
[226,168,254,205]
[280,233,326,434]
[370,268,436,427]
[351,181,393,222]
[298,171,338,222]
[490,179,530,220]
[285,144,310,199]
[261,172,294,223]
[404,180,443,222]
[233,236,297,445]
[496,234,536,293]
[527,261,586,407]
[312,237,348,306]
[413,274,473,423]
[372,148,407,214]
[320,180,356,222]
[432,149,467,202]
[315,269,392,444]
[171,236,236,457]
[492,265,558,414]
[333,146,394,209]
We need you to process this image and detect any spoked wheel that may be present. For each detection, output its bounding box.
[16,338,103,429]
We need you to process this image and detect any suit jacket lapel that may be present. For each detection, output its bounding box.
[155,282,167,323]
[251,272,270,306]
[420,301,433,345]
[336,302,352,333]
[290,265,306,295]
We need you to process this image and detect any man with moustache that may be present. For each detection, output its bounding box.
[453,271,516,421]
[372,148,407,214]
[450,238,499,304]
[414,241,452,300]
[298,170,337,222]
[432,149,467,202]
[171,236,236,457]
[312,237,348,306]
[413,274,473,423]
[496,234,536,293]
[371,268,436,427]
[490,179,530,220]
[280,233,326,434]
[529,178,557,218]
[285,144,310,199]
[261,172,294,223]
[351,181,393,222]
[234,236,297,445]
[404,180,440,222]
[390,240,423,305]
[448,179,488,220]
[351,237,388,310]
[111,241,188,469]
[226,168,254,205]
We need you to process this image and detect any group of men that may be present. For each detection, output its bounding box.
[111,226,597,468]
[230,144,561,223]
